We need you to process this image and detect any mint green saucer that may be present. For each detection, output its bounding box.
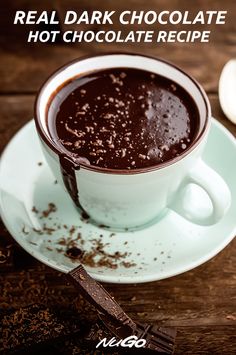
[0,119,235,283]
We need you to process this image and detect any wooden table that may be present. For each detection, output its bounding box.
[0,1,235,354]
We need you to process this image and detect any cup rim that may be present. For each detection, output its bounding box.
[34,52,211,175]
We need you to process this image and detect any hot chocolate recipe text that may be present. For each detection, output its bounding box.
[14,10,227,43]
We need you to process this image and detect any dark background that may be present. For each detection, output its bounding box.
[0,1,236,354]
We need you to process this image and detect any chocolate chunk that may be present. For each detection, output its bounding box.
[68,265,176,353]
[134,322,176,354]
[86,319,176,354]
[67,265,136,337]
[66,246,84,259]
[98,314,176,354]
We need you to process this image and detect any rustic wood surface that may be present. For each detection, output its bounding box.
[0,0,235,354]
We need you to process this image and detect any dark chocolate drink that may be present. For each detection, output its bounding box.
[47,68,199,169]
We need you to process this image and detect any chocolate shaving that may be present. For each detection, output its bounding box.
[0,304,86,353]
[40,203,57,218]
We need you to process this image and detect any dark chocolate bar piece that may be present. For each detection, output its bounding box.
[68,265,176,354]
[135,322,176,354]
[68,265,136,336]
[0,303,86,354]
[98,314,176,354]
[86,319,176,354]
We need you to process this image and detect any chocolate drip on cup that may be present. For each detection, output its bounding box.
[59,154,89,218]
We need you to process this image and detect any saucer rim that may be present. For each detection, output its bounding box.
[0,118,235,283]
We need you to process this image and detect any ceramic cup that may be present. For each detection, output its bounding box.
[34,53,231,229]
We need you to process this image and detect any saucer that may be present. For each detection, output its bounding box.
[0,119,235,284]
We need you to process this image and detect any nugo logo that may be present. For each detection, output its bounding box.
[96,335,146,349]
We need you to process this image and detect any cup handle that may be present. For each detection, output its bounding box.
[169,159,231,225]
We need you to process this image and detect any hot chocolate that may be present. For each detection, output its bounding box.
[47,68,199,169]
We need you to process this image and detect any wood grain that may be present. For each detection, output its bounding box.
[0,0,236,93]
[0,94,235,354]
[0,0,236,353]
